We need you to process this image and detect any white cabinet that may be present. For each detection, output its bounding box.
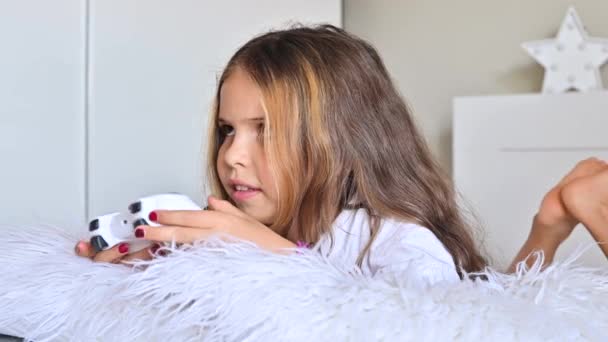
[0,1,342,235]
[453,92,608,268]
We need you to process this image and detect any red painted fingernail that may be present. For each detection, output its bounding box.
[159,250,168,257]
[118,243,130,254]
[149,211,157,222]
[151,243,160,254]
[135,228,145,238]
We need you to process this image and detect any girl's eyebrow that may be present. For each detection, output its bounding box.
[218,117,264,123]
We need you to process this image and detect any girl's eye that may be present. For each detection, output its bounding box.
[218,124,235,137]
[257,123,265,138]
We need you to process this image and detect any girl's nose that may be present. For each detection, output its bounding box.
[223,134,250,167]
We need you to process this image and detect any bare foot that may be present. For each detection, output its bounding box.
[536,158,607,243]
[562,169,608,259]
[508,158,608,272]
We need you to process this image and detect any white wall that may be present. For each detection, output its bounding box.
[0,0,342,236]
[0,1,85,229]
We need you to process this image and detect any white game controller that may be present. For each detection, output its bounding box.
[88,193,203,253]
[128,193,202,228]
[88,212,151,253]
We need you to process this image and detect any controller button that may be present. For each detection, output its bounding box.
[90,235,108,252]
[88,219,99,232]
[128,201,142,214]
[133,218,148,229]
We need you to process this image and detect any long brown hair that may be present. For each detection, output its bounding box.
[206,24,487,276]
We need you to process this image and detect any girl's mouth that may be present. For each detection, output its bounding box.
[231,185,261,201]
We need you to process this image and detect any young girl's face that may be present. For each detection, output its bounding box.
[216,67,277,226]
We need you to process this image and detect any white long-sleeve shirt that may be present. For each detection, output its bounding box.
[313,208,460,287]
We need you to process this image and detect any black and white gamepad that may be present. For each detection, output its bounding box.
[128,193,202,228]
[88,193,202,253]
[88,212,152,253]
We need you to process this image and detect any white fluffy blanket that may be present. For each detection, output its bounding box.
[0,225,607,341]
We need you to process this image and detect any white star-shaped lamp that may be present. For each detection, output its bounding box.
[522,6,608,93]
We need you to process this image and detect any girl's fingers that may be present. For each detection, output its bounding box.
[120,245,156,263]
[151,197,247,229]
[207,196,248,219]
[151,209,227,230]
[75,240,160,263]
[93,242,130,263]
[75,240,96,258]
[135,225,230,244]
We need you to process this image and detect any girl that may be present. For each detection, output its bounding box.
[74,25,607,284]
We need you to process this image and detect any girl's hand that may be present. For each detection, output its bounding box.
[74,239,158,264]
[134,196,297,254]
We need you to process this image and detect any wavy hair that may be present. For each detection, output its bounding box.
[206,25,487,276]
